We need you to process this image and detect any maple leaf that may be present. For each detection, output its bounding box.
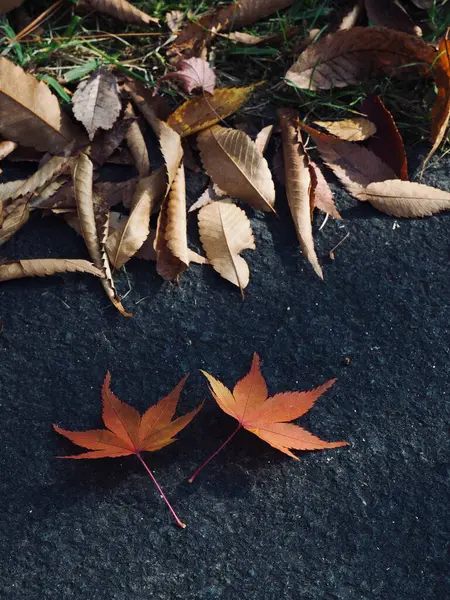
[54,372,202,528]
[189,354,348,482]
[163,58,217,95]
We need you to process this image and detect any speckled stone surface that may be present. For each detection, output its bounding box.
[0,151,449,599]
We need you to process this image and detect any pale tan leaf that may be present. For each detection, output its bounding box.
[313,117,376,141]
[338,2,364,30]
[188,184,227,213]
[198,200,255,294]
[285,27,436,90]
[0,259,103,282]
[106,167,165,269]
[0,199,29,245]
[0,0,25,14]
[197,125,276,212]
[78,0,158,25]
[0,179,26,203]
[73,68,122,141]
[135,229,157,261]
[254,124,273,153]
[188,249,208,265]
[278,109,323,279]
[155,163,189,280]
[0,140,18,160]
[0,58,81,152]
[309,162,342,220]
[362,180,450,217]
[124,104,150,176]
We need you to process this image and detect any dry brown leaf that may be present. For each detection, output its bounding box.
[338,2,365,30]
[73,153,130,316]
[197,125,276,212]
[0,140,18,160]
[0,0,25,13]
[90,117,133,166]
[0,58,81,153]
[106,167,166,269]
[135,229,157,261]
[0,199,29,245]
[163,58,217,95]
[224,25,298,46]
[188,183,227,213]
[278,109,323,279]
[198,200,255,294]
[421,38,450,175]
[78,0,158,25]
[301,123,397,200]
[365,0,421,36]
[313,117,376,141]
[73,68,122,141]
[285,27,436,90]
[29,177,70,209]
[361,95,408,180]
[254,124,274,154]
[155,163,189,280]
[361,180,450,217]
[167,84,260,137]
[96,178,138,208]
[310,161,342,220]
[0,179,26,203]
[124,104,150,176]
[0,258,103,282]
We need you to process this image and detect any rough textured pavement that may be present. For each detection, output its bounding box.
[0,150,449,599]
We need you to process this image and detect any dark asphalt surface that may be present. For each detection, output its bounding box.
[0,150,449,599]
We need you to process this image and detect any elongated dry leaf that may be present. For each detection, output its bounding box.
[0,199,29,245]
[364,0,421,36]
[313,117,376,141]
[0,0,25,13]
[310,161,342,220]
[254,124,273,154]
[107,167,166,269]
[197,125,276,212]
[361,95,408,180]
[0,58,80,152]
[73,69,122,141]
[361,180,450,217]
[124,105,150,176]
[78,0,158,25]
[285,27,436,90]
[155,163,189,280]
[198,200,255,293]
[421,38,450,175]
[0,259,103,282]
[189,184,227,213]
[167,84,260,137]
[278,109,323,279]
[301,123,397,200]
[0,179,26,203]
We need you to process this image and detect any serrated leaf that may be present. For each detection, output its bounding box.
[361,180,450,217]
[0,199,30,246]
[0,259,103,282]
[313,117,376,141]
[77,0,158,25]
[124,104,150,176]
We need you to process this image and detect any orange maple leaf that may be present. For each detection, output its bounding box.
[189,353,348,482]
[54,372,202,528]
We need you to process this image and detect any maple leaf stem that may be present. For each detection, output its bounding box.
[188,424,242,484]
[136,453,186,529]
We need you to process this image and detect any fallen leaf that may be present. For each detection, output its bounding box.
[254,124,273,154]
[167,84,260,137]
[197,125,276,212]
[310,161,342,220]
[189,353,348,482]
[77,0,158,25]
[0,199,30,245]
[107,168,166,269]
[96,178,138,208]
[224,25,299,46]
[421,37,450,175]
[0,258,103,282]
[285,27,436,90]
[155,163,189,281]
[90,117,134,166]
[124,104,151,177]
[361,95,408,180]
[313,117,377,141]
[0,0,25,13]
[54,372,201,528]
[361,179,450,217]
[278,109,323,279]
[165,10,185,33]
[0,57,80,152]
[300,123,397,200]
[364,0,422,36]
[198,200,255,294]
[0,140,18,160]
[338,2,365,30]
[188,183,226,213]
[72,68,122,141]
[163,58,217,95]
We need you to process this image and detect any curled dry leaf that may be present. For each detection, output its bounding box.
[167,84,260,137]
[197,125,276,212]
[364,0,422,36]
[0,259,103,282]
[107,167,166,269]
[285,27,436,90]
[198,200,255,294]
[313,117,376,141]
[254,124,274,154]
[77,0,158,25]
[124,104,150,177]
[360,95,408,180]
[361,180,450,217]
[155,163,189,281]
[0,199,30,246]
[0,140,18,161]
[278,109,323,279]
[0,58,80,153]
[163,58,217,95]
[73,68,122,141]
[301,123,397,200]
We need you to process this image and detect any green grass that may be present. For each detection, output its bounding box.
[0,0,449,149]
